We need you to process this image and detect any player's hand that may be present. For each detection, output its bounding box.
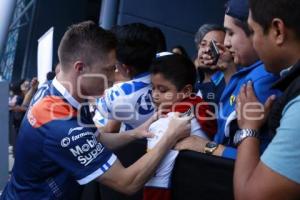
[164,112,192,143]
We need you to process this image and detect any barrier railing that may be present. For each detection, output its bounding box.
[172,150,234,200]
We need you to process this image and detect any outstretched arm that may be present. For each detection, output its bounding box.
[98,113,192,195]
[97,113,161,150]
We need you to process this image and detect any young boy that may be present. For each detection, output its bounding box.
[143,54,217,200]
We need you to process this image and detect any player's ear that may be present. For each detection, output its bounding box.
[74,61,85,73]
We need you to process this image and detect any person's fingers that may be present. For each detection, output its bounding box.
[145,131,155,138]
[239,84,247,101]
[159,114,168,118]
[174,142,183,151]
[173,112,180,118]
[203,60,214,65]
[201,54,212,60]
[203,46,210,54]
[236,93,240,111]
[237,84,247,121]
[209,65,219,70]
[246,81,256,100]
[156,110,167,118]
[183,124,192,137]
[264,95,276,114]
[143,112,160,127]
[236,92,241,103]
[150,112,159,121]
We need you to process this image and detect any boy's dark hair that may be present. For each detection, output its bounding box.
[171,45,189,58]
[112,23,156,76]
[150,54,196,91]
[249,0,300,38]
[58,21,116,70]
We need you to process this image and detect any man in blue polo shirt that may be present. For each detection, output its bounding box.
[175,0,279,159]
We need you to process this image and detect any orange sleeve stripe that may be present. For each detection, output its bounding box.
[29,96,77,128]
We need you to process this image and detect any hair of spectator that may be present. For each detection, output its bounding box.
[58,21,117,71]
[46,71,56,81]
[150,54,196,91]
[151,27,167,53]
[249,0,300,38]
[171,45,189,58]
[111,23,157,75]
[194,24,226,47]
[232,17,252,36]
[10,79,25,96]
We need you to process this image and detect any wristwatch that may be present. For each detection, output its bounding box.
[204,141,219,155]
[233,129,259,146]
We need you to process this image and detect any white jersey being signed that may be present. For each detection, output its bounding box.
[146,112,208,188]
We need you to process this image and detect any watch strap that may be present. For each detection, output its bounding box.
[234,129,259,146]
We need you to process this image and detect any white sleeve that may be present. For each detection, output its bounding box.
[93,109,108,127]
[95,87,120,121]
[96,84,138,123]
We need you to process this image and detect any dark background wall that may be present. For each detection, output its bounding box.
[117,0,227,58]
[13,0,227,80]
[12,0,101,81]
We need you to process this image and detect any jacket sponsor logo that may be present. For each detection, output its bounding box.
[68,127,84,135]
[71,131,94,141]
[61,137,71,147]
[69,137,104,166]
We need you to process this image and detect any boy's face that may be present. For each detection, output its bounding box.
[224,15,258,67]
[151,73,187,110]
